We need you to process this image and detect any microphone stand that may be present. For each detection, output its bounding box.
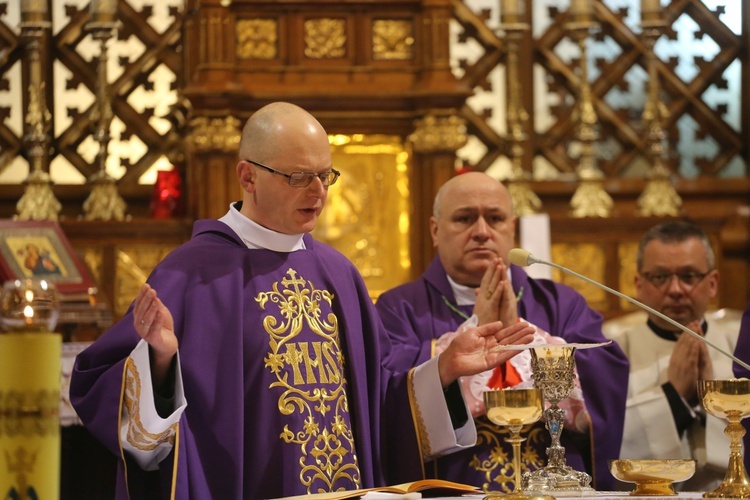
[511,249,750,371]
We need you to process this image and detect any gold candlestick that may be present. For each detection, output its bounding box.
[82,2,128,221]
[15,3,60,221]
[636,11,681,217]
[566,9,613,218]
[501,0,541,216]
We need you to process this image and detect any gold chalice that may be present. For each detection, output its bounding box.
[698,379,750,498]
[609,459,696,496]
[484,388,544,499]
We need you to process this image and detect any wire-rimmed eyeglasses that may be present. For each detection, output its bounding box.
[245,159,340,188]
[640,270,710,289]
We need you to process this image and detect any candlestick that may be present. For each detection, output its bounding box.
[641,0,662,25]
[90,0,117,25]
[569,0,594,24]
[21,0,47,15]
[501,0,524,25]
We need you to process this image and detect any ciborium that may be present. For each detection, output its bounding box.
[483,388,544,499]
[698,379,750,498]
[609,459,695,496]
[523,345,593,493]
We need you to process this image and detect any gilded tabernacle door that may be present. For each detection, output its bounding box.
[313,135,412,300]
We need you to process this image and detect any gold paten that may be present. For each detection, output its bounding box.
[609,459,695,496]
[698,379,750,498]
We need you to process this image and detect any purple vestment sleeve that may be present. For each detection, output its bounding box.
[71,219,422,499]
[376,256,629,491]
[732,300,750,471]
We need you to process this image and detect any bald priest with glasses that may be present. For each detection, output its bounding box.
[603,220,743,491]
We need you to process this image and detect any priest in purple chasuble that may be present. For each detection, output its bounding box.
[732,300,750,472]
[375,172,629,492]
[69,103,535,500]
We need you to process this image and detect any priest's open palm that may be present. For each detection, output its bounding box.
[133,284,178,386]
[437,320,534,388]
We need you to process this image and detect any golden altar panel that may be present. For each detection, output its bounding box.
[551,243,607,311]
[313,134,411,299]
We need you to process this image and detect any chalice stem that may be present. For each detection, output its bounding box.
[545,405,567,468]
[704,414,750,498]
[507,429,525,493]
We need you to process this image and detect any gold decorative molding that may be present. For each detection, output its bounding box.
[551,243,607,310]
[236,18,277,60]
[304,18,346,59]
[409,113,467,153]
[617,242,639,311]
[372,19,414,60]
[188,116,242,153]
[115,247,175,317]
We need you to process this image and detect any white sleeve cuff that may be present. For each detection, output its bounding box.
[120,339,187,471]
[411,355,476,460]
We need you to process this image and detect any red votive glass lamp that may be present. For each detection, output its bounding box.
[150,169,184,219]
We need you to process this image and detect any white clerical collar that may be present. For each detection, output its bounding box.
[446,269,513,306]
[219,203,306,252]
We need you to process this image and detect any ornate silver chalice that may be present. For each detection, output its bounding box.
[523,345,594,494]
[698,379,750,498]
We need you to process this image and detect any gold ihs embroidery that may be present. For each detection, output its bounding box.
[257,268,361,493]
[471,418,545,493]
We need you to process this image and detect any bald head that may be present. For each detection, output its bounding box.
[433,172,513,218]
[238,102,327,163]
[430,172,517,286]
[235,102,332,235]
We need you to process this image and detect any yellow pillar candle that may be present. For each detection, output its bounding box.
[0,332,61,500]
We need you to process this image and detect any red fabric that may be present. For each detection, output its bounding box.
[486,362,522,389]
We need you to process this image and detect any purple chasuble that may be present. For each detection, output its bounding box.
[376,256,629,491]
[71,220,421,499]
[732,300,750,471]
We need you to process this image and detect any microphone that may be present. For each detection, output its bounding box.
[508,248,750,371]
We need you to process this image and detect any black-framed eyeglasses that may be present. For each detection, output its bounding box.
[640,270,710,289]
[245,159,340,188]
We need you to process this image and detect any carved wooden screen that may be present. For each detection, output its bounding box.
[0,0,184,218]
[450,0,747,181]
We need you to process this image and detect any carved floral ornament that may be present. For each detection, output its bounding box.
[188,116,242,153]
[409,113,468,153]
[372,19,414,60]
[236,18,278,60]
[304,18,346,59]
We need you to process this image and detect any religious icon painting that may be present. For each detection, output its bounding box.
[0,220,95,298]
